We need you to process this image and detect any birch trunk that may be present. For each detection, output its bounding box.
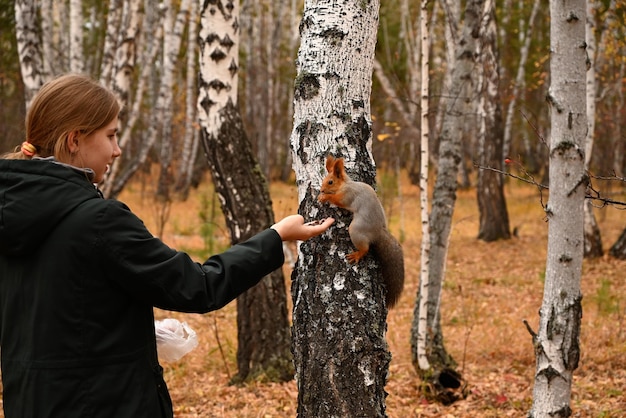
[111,0,141,122]
[69,0,84,73]
[15,0,45,108]
[156,0,190,200]
[414,0,431,372]
[176,0,200,198]
[415,0,484,404]
[476,0,510,242]
[100,0,124,88]
[528,0,586,415]
[290,1,389,416]
[582,0,602,258]
[198,0,293,383]
[102,1,162,198]
[39,0,55,76]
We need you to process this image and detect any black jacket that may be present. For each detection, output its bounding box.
[0,159,284,417]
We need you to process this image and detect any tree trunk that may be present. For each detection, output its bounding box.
[198,0,293,384]
[583,0,603,258]
[414,0,431,373]
[15,0,45,108]
[69,0,84,73]
[156,0,190,201]
[528,0,586,416]
[609,227,626,260]
[476,0,510,242]
[176,0,200,199]
[290,1,389,416]
[411,0,484,405]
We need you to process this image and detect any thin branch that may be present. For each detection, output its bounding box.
[473,162,626,210]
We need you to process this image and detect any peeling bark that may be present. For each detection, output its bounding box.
[476,0,510,242]
[290,1,389,416]
[411,0,483,405]
[198,0,293,383]
[529,0,586,415]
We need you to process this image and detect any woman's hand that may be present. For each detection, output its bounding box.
[271,215,335,242]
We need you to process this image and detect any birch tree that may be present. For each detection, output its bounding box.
[410,0,483,404]
[175,0,200,198]
[414,0,431,373]
[528,0,586,415]
[290,0,389,415]
[197,0,293,383]
[14,0,45,107]
[476,0,510,242]
[155,0,190,201]
[582,0,602,258]
[69,0,84,73]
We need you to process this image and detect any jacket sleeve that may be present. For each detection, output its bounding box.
[96,200,285,313]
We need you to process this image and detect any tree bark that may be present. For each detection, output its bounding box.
[414,0,431,373]
[411,0,484,405]
[609,227,626,260]
[290,1,389,416]
[15,0,45,108]
[476,0,510,242]
[69,0,84,73]
[198,0,293,384]
[582,0,603,258]
[528,0,586,416]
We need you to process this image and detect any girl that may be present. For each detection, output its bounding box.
[0,74,333,417]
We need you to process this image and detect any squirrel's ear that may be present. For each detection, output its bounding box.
[333,158,345,179]
[325,155,336,172]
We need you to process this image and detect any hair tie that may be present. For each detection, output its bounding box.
[21,141,37,157]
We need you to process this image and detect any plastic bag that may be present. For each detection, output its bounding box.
[154,318,199,362]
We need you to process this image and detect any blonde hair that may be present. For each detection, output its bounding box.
[3,73,120,160]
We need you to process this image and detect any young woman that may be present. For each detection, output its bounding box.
[0,74,333,417]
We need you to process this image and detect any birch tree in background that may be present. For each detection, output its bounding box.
[582,0,602,258]
[175,0,200,198]
[155,0,190,201]
[14,0,45,107]
[476,0,510,242]
[69,0,84,73]
[197,0,293,383]
[411,0,483,404]
[289,0,389,415]
[413,0,431,373]
[103,2,163,198]
[528,0,586,415]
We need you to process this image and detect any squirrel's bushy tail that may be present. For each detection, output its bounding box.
[372,230,405,308]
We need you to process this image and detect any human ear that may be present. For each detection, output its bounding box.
[66,131,80,154]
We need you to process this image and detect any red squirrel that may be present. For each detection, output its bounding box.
[318,155,404,308]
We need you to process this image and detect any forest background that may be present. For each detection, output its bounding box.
[0,0,625,416]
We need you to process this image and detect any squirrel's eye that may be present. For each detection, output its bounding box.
[328,180,333,185]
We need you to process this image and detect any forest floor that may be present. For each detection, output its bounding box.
[120,172,625,418]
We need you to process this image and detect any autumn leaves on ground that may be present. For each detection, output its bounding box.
[123,173,625,418]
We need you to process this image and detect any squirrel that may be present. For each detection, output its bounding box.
[317,155,404,308]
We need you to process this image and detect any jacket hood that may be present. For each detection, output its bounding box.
[0,159,101,256]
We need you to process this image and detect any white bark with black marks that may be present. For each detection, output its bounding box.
[529,0,586,415]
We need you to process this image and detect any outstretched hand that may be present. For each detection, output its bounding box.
[271,215,335,242]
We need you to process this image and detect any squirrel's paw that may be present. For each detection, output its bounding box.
[347,250,367,264]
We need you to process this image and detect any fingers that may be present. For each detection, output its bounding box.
[271,216,335,241]
[303,217,335,239]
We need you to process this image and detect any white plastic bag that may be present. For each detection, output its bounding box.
[154,318,199,362]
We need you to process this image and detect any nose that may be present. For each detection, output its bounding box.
[113,139,122,158]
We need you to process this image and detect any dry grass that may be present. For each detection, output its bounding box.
[6,173,623,417]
